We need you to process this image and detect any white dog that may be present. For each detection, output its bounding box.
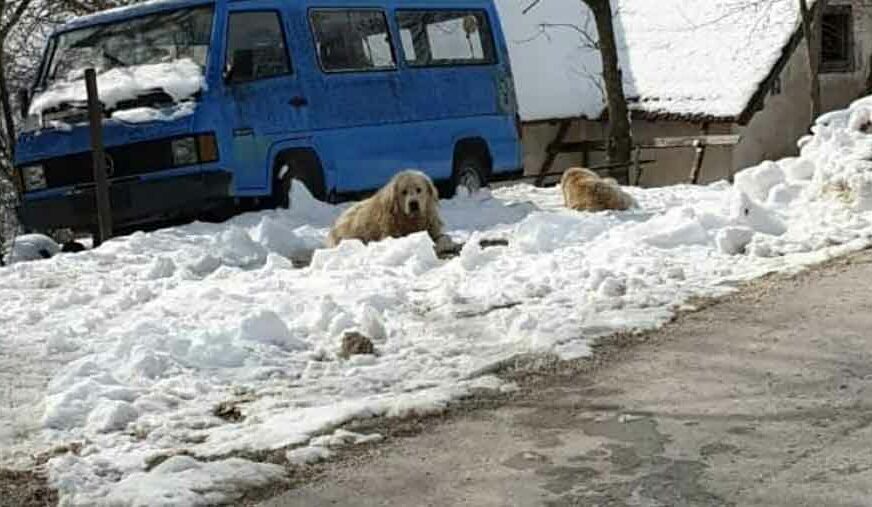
[327,170,453,250]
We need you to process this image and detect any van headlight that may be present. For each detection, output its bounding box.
[21,164,46,191]
[171,137,198,166]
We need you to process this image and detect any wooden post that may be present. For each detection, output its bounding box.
[688,123,709,185]
[688,139,707,184]
[85,68,112,246]
[632,144,642,185]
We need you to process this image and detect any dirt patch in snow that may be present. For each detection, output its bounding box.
[0,468,57,507]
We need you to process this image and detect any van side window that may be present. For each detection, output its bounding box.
[396,10,495,66]
[310,9,396,72]
[226,11,291,83]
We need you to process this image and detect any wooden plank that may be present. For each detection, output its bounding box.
[688,140,707,184]
[688,123,710,184]
[520,159,656,187]
[547,140,608,154]
[632,144,643,185]
[645,134,740,148]
[534,119,572,187]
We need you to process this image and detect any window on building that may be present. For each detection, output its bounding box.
[396,10,496,66]
[225,11,291,83]
[310,9,396,72]
[821,5,853,73]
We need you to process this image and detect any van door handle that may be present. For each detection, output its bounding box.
[289,96,308,107]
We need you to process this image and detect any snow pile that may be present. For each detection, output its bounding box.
[4,233,60,264]
[6,96,872,505]
[29,58,205,120]
[110,102,197,124]
[496,0,802,120]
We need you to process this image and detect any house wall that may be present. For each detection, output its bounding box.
[734,0,872,171]
[820,0,872,113]
[733,39,814,171]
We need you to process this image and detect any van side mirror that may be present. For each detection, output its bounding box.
[17,88,30,119]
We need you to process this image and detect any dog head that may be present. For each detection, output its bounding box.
[566,167,600,181]
[386,170,439,217]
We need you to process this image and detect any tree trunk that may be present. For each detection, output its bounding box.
[584,0,631,183]
[799,0,826,121]
[0,49,16,162]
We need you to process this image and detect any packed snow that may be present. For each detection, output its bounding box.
[496,0,804,120]
[28,58,205,120]
[5,95,872,505]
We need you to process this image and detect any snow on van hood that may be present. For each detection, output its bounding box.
[28,58,205,120]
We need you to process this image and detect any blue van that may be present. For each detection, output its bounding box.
[13,0,522,234]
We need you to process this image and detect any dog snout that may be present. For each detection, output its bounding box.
[409,200,421,213]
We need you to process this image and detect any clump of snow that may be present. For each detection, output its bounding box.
[308,428,383,448]
[86,400,139,433]
[84,455,285,506]
[716,227,755,255]
[286,446,332,465]
[729,190,787,236]
[5,234,60,264]
[310,232,439,275]
[238,310,308,351]
[110,102,196,124]
[29,59,205,119]
[8,96,872,506]
[735,161,786,203]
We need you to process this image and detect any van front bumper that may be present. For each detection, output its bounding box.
[17,171,232,232]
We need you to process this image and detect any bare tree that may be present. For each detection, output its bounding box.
[582,0,631,176]
[524,0,632,181]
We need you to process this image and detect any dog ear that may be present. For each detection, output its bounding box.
[385,178,403,215]
[426,177,439,203]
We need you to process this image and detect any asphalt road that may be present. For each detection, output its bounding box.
[262,249,872,507]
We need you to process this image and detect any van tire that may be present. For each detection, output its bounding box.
[272,153,327,209]
[446,152,489,199]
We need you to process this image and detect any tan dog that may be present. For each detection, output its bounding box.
[560,167,636,212]
[327,170,451,249]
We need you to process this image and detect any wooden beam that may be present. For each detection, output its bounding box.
[547,140,608,154]
[632,144,643,185]
[645,134,740,149]
[688,123,710,184]
[534,119,572,187]
[519,159,656,187]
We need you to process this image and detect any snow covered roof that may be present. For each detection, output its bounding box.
[497,0,807,123]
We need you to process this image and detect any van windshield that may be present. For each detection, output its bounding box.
[42,6,214,88]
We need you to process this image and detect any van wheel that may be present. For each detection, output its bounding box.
[272,157,326,209]
[447,154,488,198]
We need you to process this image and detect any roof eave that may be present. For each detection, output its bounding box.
[736,4,811,126]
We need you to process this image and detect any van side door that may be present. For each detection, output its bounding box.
[305,7,415,193]
[394,9,507,179]
[222,2,310,193]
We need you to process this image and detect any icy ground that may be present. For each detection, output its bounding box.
[6,99,872,506]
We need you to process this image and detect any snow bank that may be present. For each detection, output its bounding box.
[29,59,205,119]
[6,94,872,506]
[4,234,60,264]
